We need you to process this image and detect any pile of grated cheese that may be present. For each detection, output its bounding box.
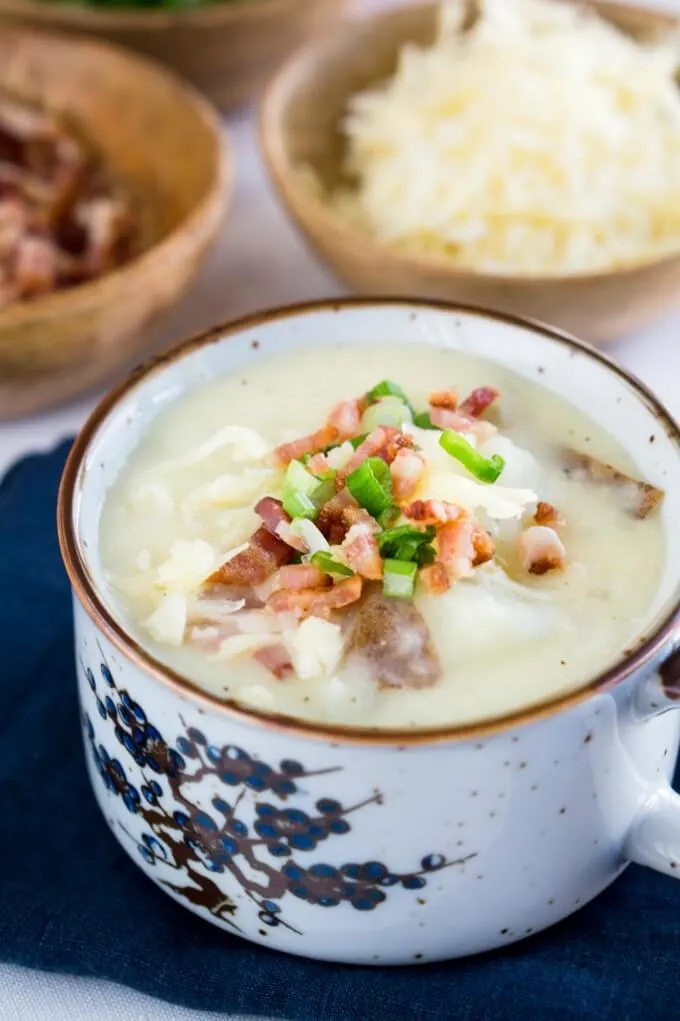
[327,0,680,275]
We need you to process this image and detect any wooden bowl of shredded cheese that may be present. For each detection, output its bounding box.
[262,0,680,343]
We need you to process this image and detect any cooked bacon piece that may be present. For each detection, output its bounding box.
[429,389,458,410]
[562,448,663,519]
[273,424,338,467]
[254,644,293,680]
[403,499,465,525]
[429,406,497,442]
[317,489,379,545]
[327,398,363,440]
[306,452,331,475]
[276,564,330,590]
[268,575,363,619]
[517,525,566,576]
[254,496,307,552]
[420,519,493,592]
[390,448,426,501]
[208,527,294,587]
[348,588,441,689]
[472,528,495,566]
[255,496,290,535]
[534,501,564,528]
[459,386,500,418]
[419,561,450,595]
[336,426,412,486]
[437,518,476,581]
[14,235,57,296]
[341,523,383,580]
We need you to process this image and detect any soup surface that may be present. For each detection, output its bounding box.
[99,343,665,729]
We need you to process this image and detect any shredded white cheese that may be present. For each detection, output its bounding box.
[328,0,680,274]
[154,539,218,595]
[285,618,345,681]
[144,593,187,645]
[421,472,537,519]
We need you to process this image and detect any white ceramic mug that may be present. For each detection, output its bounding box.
[58,299,680,965]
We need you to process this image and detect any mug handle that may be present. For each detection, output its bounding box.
[624,647,680,877]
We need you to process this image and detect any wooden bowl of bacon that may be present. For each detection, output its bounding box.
[0,27,226,419]
[262,0,680,343]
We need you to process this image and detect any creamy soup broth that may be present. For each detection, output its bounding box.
[99,343,665,729]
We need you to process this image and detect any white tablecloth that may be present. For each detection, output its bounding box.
[4,7,680,1014]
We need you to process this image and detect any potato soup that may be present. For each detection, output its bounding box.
[99,343,665,729]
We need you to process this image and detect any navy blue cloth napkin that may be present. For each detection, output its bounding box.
[2,440,680,1021]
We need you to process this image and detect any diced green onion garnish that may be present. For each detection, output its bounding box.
[312,478,336,505]
[349,434,367,450]
[378,505,400,528]
[410,410,443,430]
[346,456,393,517]
[283,491,319,520]
[413,411,440,430]
[378,524,436,565]
[361,396,413,433]
[284,459,322,498]
[439,430,504,483]
[367,380,415,415]
[311,551,355,577]
[383,559,417,599]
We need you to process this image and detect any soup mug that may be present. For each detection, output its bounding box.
[58,299,680,965]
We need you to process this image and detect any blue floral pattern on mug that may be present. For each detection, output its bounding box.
[83,659,474,932]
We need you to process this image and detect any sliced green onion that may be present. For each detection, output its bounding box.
[378,505,400,529]
[412,411,440,430]
[312,478,335,505]
[383,559,417,599]
[284,459,321,498]
[349,433,367,450]
[367,380,415,415]
[378,524,436,565]
[361,396,412,433]
[311,551,355,577]
[346,456,393,517]
[439,430,505,483]
[283,490,319,520]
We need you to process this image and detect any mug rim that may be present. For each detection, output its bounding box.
[57,296,680,746]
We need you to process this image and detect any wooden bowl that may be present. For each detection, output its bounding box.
[0,27,227,420]
[0,0,348,112]
[261,1,680,344]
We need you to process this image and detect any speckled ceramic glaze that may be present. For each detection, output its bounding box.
[58,299,680,964]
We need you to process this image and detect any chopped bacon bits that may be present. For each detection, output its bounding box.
[336,426,412,486]
[517,526,566,576]
[534,501,564,528]
[419,561,450,595]
[0,91,137,310]
[429,406,497,442]
[341,523,383,580]
[403,499,465,525]
[327,398,363,439]
[276,564,330,590]
[306,452,331,475]
[471,528,495,566]
[254,644,294,680]
[255,496,290,535]
[208,527,294,587]
[390,448,426,501]
[459,386,500,418]
[273,424,338,466]
[267,575,363,620]
[429,389,458,410]
[317,489,379,545]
